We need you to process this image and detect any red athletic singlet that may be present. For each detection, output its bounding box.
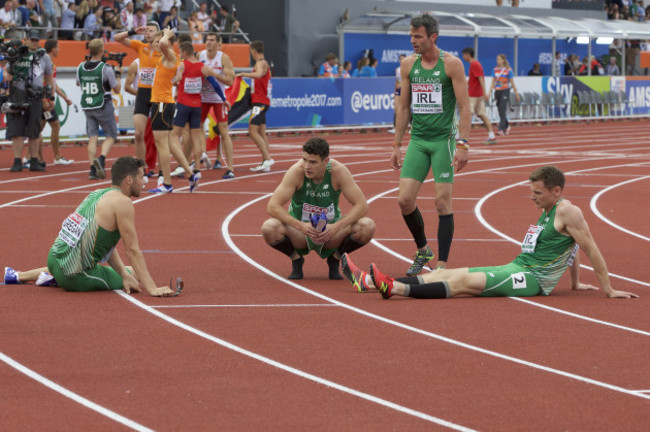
[176,60,204,108]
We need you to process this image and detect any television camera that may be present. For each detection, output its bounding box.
[0,38,54,114]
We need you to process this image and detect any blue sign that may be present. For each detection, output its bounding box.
[265,77,394,128]
[626,79,650,115]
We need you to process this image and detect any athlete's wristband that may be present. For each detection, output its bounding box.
[456,139,469,151]
[127,29,137,36]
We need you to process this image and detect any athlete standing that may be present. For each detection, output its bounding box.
[115,22,162,163]
[237,40,274,173]
[392,14,471,275]
[197,33,235,176]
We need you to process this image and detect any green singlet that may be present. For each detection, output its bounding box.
[47,188,124,292]
[471,200,578,297]
[401,51,459,184]
[288,161,342,258]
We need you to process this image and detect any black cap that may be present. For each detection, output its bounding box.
[28,29,40,40]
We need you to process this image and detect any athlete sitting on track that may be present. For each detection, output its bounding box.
[341,166,638,300]
[262,137,376,280]
[43,156,175,296]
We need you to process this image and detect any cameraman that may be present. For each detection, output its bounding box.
[76,38,121,180]
[6,30,54,173]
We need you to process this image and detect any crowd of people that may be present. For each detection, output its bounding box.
[0,0,240,43]
[606,0,648,21]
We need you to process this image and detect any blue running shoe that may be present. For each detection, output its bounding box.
[148,184,173,194]
[4,267,19,284]
[189,171,201,192]
[213,160,222,169]
[222,169,235,179]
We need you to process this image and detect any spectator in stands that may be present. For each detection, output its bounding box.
[318,53,339,77]
[83,6,103,40]
[351,57,368,77]
[150,2,162,24]
[41,0,58,39]
[119,0,134,31]
[358,58,378,77]
[527,62,543,76]
[27,0,42,29]
[340,61,352,78]
[553,52,562,76]
[76,0,91,31]
[606,56,621,75]
[158,0,180,29]
[0,1,16,37]
[578,56,603,75]
[161,5,178,33]
[219,5,239,43]
[59,1,77,40]
[197,2,212,36]
[187,10,204,44]
[104,7,123,39]
[564,53,575,75]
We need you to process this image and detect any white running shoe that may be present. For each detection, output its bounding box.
[171,166,185,177]
[157,174,164,187]
[388,128,395,134]
[54,157,74,165]
[36,272,57,286]
[201,152,212,169]
[250,159,275,172]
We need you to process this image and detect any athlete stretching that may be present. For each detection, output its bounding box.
[392,14,471,276]
[341,166,638,300]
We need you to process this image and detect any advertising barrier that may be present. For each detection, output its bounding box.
[1,75,648,140]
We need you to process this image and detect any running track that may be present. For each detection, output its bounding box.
[1,121,649,431]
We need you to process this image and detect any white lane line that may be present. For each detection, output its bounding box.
[0,351,154,432]
[590,175,650,242]
[220,193,650,403]
[509,297,650,336]
[152,304,339,309]
[0,181,111,210]
[116,291,477,432]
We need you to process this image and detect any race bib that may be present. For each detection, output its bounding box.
[139,67,156,86]
[511,272,527,289]
[411,83,443,114]
[300,203,334,225]
[58,212,89,248]
[184,76,202,94]
[521,225,543,253]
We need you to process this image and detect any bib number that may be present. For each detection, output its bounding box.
[59,212,89,248]
[511,272,527,290]
[139,67,156,86]
[411,83,443,114]
[184,77,202,94]
[521,225,543,253]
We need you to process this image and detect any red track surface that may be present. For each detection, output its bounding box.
[1,121,649,431]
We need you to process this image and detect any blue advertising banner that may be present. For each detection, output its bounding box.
[266,77,394,128]
[267,78,345,128]
[343,78,394,125]
[625,78,650,115]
